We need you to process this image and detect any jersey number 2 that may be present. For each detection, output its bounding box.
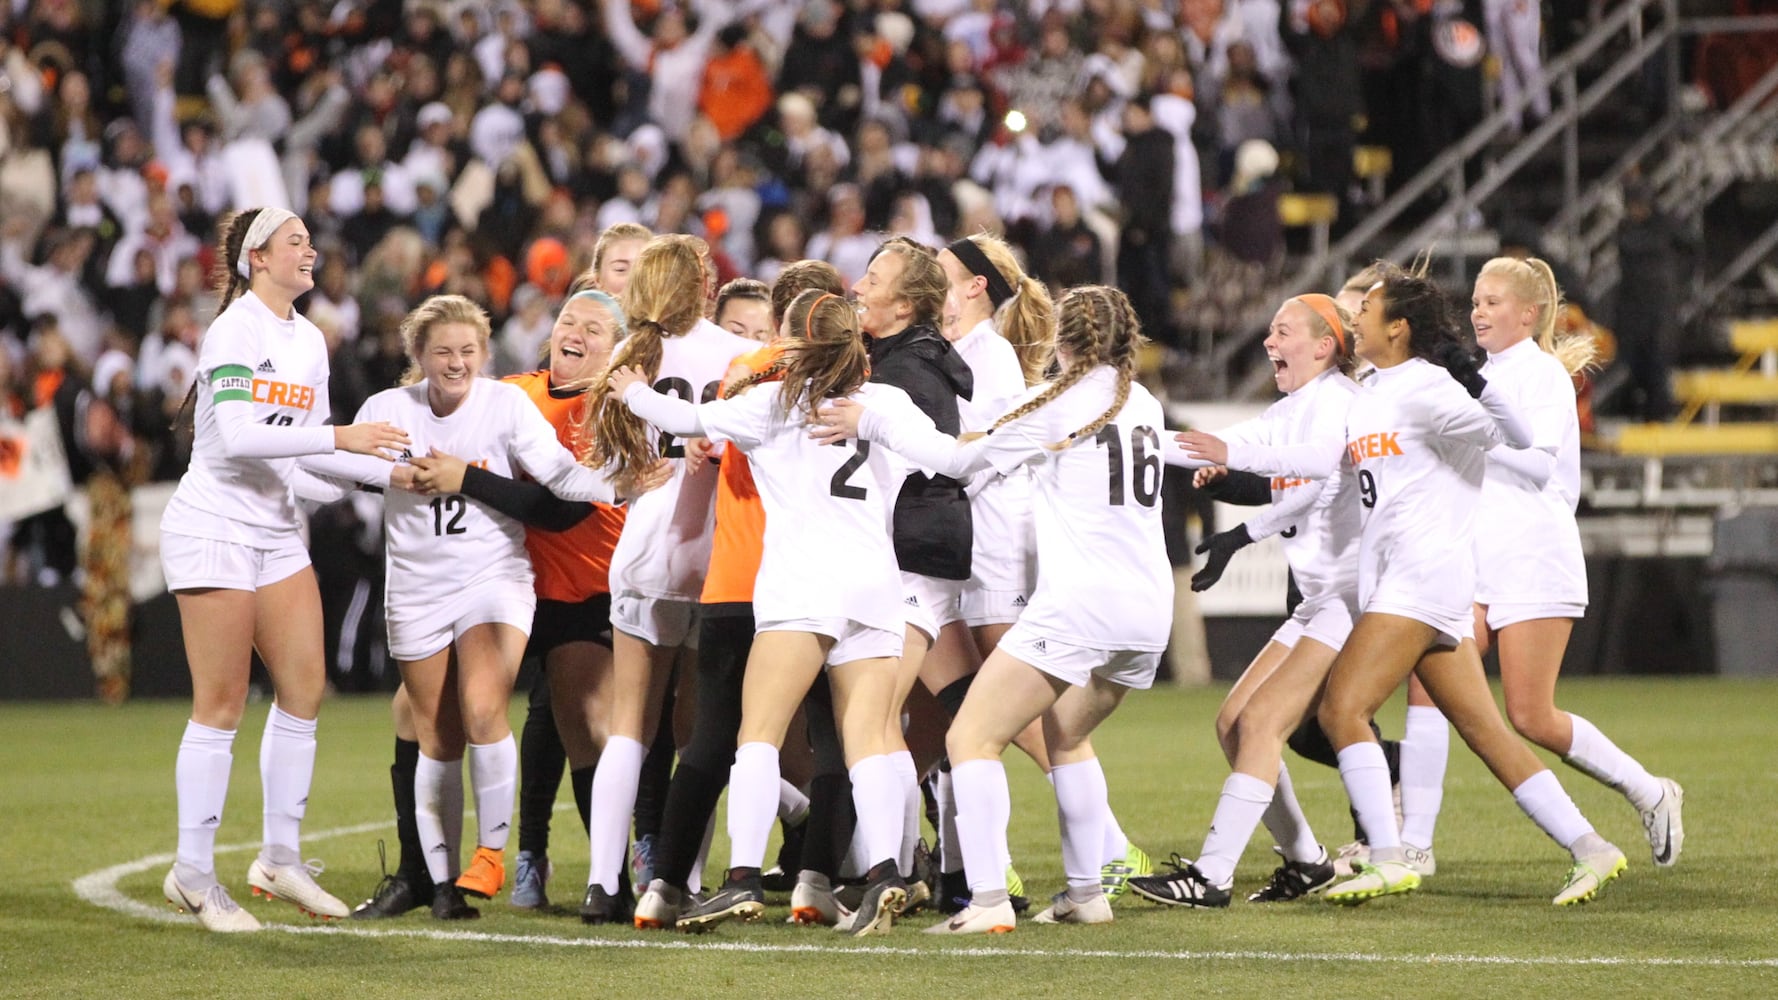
[829,440,871,500]
[430,495,467,535]
[1095,423,1160,508]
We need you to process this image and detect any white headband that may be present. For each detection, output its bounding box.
[236,208,299,279]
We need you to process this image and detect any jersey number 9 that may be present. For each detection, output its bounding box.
[1358,468,1378,508]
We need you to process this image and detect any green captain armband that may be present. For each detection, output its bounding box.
[210,364,255,404]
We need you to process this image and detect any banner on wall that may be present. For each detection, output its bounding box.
[0,407,73,522]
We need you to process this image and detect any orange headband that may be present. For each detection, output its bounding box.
[804,292,837,340]
[1292,294,1347,353]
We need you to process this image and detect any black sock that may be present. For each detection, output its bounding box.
[935,675,973,719]
[1287,717,1340,770]
[652,761,727,889]
[517,682,567,857]
[571,766,595,835]
[802,773,854,881]
[1382,737,1402,787]
[634,706,676,842]
[391,738,431,886]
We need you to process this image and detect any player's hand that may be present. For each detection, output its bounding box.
[607,365,648,400]
[409,448,468,495]
[1438,341,1488,398]
[1175,430,1228,466]
[1191,524,1254,592]
[616,458,673,500]
[684,436,716,474]
[809,399,863,445]
[1193,465,1229,489]
[335,421,409,459]
[388,463,418,492]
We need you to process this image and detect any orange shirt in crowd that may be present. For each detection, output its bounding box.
[507,370,627,602]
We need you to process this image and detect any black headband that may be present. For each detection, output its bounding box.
[947,238,1015,308]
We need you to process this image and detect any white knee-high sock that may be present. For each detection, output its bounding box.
[1512,768,1596,852]
[468,735,518,850]
[935,767,962,874]
[415,754,464,883]
[1050,759,1110,893]
[688,810,716,894]
[951,759,1010,898]
[848,754,903,873]
[1564,714,1664,811]
[586,735,643,892]
[1195,772,1274,887]
[1337,742,1401,858]
[726,742,779,870]
[1398,705,1448,850]
[175,720,236,882]
[889,750,920,875]
[258,705,316,857]
[1261,762,1322,863]
[778,778,810,825]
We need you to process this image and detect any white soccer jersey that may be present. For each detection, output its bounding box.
[1475,338,1588,606]
[162,290,338,546]
[860,366,1173,652]
[698,381,918,634]
[355,378,617,615]
[1217,368,1363,607]
[608,318,757,602]
[953,318,1036,593]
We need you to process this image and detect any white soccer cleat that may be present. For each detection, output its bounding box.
[248,854,351,919]
[923,899,1016,935]
[1641,778,1685,868]
[1332,840,1370,877]
[1403,844,1437,877]
[788,879,839,927]
[1032,890,1114,925]
[163,868,262,933]
[1325,859,1421,906]
[1554,844,1627,906]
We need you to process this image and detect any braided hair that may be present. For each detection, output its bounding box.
[988,285,1144,447]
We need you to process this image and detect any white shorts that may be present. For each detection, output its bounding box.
[758,618,904,666]
[610,591,699,648]
[160,531,310,592]
[1483,601,1586,631]
[958,587,1030,628]
[901,572,963,641]
[998,620,1161,691]
[1365,600,1474,649]
[387,584,536,661]
[1270,596,1356,653]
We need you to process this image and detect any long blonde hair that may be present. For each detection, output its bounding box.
[957,233,1055,385]
[397,294,491,386]
[581,235,710,473]
[723,290,867,416]
[989,285,1144,446]
[1477,256,1598,375]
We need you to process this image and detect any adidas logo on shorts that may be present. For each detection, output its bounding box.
[256,359,276,373]
[1011,596,1028,607]
[904,595,920,606]
[1032,638,1047,653]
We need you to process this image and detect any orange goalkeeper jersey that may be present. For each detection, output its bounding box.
[507,370,627,602]
[699,344,784,605]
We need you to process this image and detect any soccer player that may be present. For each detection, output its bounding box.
[714,278,775,343]
[814,286,1173,934]
[575,235,756,923]
[614,289,929,935]
[160,208,408,932]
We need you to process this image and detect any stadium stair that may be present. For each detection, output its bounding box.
[1611,318,1778,456]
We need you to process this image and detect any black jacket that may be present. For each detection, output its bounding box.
[867,323,975,580]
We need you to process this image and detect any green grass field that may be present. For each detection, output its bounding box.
[4,678,1776,999]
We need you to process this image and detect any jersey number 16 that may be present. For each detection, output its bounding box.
[1095,423,1161,508]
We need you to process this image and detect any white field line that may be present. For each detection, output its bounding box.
[73,819,1778,970]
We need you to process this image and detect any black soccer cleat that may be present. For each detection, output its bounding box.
[1247,848,1337,903]
[676,868,766,933]
[429,883,480,921]
[1128,854,1231,909]
[580,883,632,925]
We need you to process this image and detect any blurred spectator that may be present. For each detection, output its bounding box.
[1282,0,1364,205]
[2,227,104,366]
[1615,181,1694,423]
[119,1,181,137]
[603,0,735,142]
[497,283,553,376]
[806,183,882,286]
[701,24,775,142]
[1484,0,1549,132]
[1099,93,1176,347]
[1030,183,1105,291]
[207,49,292,145]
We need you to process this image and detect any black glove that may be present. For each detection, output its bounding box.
[1191,524,1253,592]
[1438,341,1488,399]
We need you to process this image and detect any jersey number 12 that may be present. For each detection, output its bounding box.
[430,495,467,535]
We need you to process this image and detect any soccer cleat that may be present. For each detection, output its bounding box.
[759,866,795,894]
[247,854,350,919]
[454,846,505,900]
[632,879,686,931]
[1325,859,1421,905]
[901,875,932,916]
[1403,844,1437,877]
[351,842,433,919]
[923,899,1016,935]
[1033,890,1115,924]
[1641,778,1685,868]
[164,868,262,933]
[788,877,839,926]
[1554,844,1628,906]
[579,883,629,925]
[631,834,657,889]
[1100,840,1153,904]
[849,860,907,937]
[430,883,480,920]
[676,868,766,932]
[937,870,971,915]
[509,850,551,909]
[1127,855,1231,909]
[1005,864,1030,914]
[1248,847,1336,903]
[1332,840,1370,876]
